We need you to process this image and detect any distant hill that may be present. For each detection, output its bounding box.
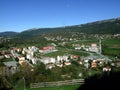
[72,17,120,34]
[18,28,54,37]
[0,31,18,37]
[0,17,120,37]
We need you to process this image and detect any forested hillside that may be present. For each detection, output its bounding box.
[0,18,120,37]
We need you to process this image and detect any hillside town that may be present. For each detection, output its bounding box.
[0,0,120,89]
[0,31,120,90]
[0,39,120,79]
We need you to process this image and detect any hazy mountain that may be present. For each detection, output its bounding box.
[0,17,120,37]
[0,31,18,37]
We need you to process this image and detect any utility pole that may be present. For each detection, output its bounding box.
[99,38,102,54]
[23,77,26,90]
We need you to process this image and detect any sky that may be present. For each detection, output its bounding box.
[0,0,120,32]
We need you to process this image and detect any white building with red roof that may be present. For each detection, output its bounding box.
[39,45,57,54]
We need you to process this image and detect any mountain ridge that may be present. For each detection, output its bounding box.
[0,17,120,37]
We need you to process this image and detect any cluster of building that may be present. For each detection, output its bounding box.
[11,44,57,65]
[0,45,109,71]
[0,42,120,77]
[13,45,108,71]
[0,50,11,59]
[73,43,100,53]
[40,55,71,69]
[0,50,17,76]
[37,54,113,72]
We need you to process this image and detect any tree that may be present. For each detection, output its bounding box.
[0,76,13,90]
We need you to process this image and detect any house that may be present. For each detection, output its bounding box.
[22,48,27,54]
[46,64,55,69]
[71,55,78,60]
[51,43,57,47]
[19,59,27,65]
[56,63,63,67]
[0,55,4,59]
[91,62,97,68]
[22,50,26,54]
[49,57,56,63]
[18,56,25,61]
[4,54,11,58]
[26,54,31,60]
[40,57,50,64]
[98,60,104,66]
[28,46,38,52]
[3,61,18,75]
[77,60,83,65]
[84,59,89,63]
[89,43,99,53]
[64,61,71,66]
[56,55,69,62]
[116,62,120,67]
[43,46,55,50]
[40,57,56,64]
[83,60,90,68]
[15,48,22,52]
[40,45,56,54]
[31,58,37,64]
[103,66,111,72]
[73,44,81,50]
[3,61,17,68]
[58,42,66,46]
[91,43,97,47]
[75,47,81,50]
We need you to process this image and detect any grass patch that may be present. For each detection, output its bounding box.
[102,38,120,47]
[15,85,80,90]
[102,48,120,56]
[73,39,98,45]
[44,50,89,57]
[44,51,68,57]
[69,50,89,57]
[102,38,120,57]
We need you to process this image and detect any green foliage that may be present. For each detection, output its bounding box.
[0,76,13,90]
[71,61,80,66]
[35,61,46,74]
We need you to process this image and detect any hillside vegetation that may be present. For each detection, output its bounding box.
[0,17,120,37]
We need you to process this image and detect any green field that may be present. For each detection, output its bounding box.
[44,49,89,57]
[102,38,120,57]
[69,50,89,56]
[15,85,80,90]
[73,39,98,45]
[44,51,68,57]
[102,48,120,56]
[102,38,120,46]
